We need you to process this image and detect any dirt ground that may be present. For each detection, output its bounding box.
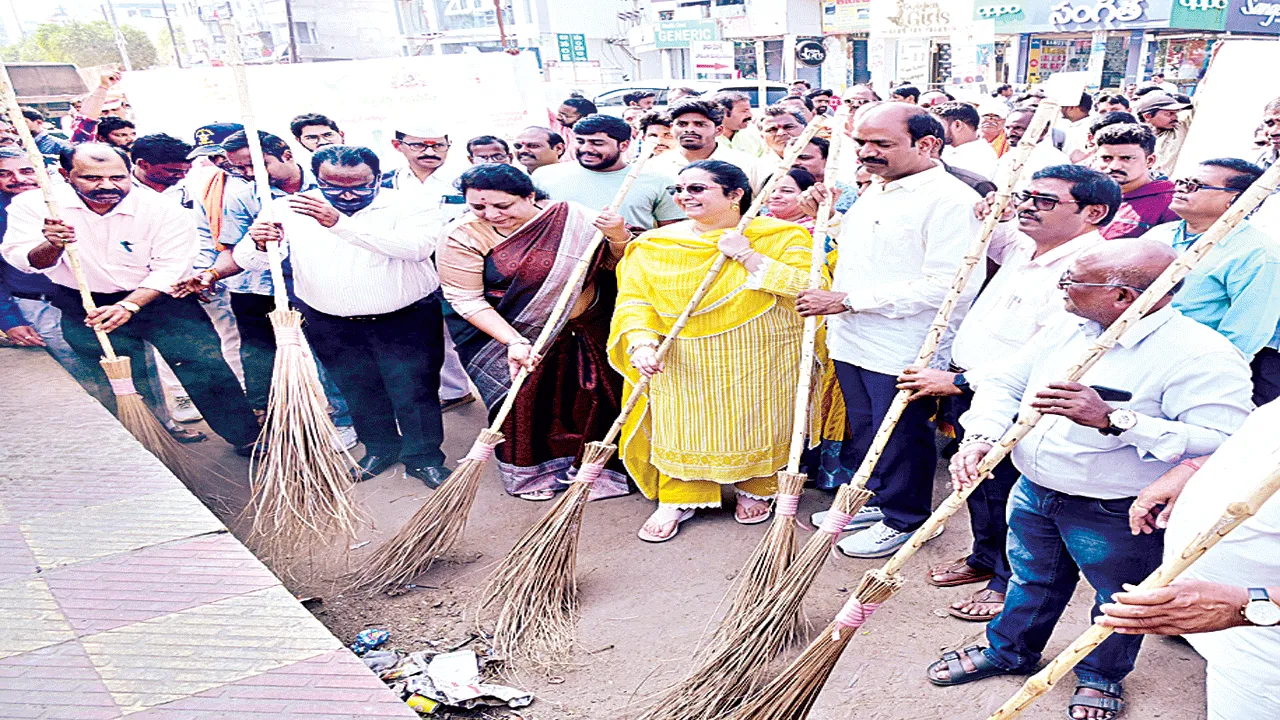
[181,399,1208,720]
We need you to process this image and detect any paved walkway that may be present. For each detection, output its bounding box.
[0,348,415,720]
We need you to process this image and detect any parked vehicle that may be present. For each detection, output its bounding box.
[592,80,791,115]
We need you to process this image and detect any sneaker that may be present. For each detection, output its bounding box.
[810,505,883,533]
[332,425,358,452]
[170,395,203,423]
[836,520,945,559]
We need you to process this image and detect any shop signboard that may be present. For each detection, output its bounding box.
[948,19,996,85]
[655,20,719,49]
[870,0,962,37]
[1226,0,1280,33]
[1169,0,1229,30]
[691,40,737,81]
[822,0,872,34]
[989,0,1176,32]
[896,37,932,85]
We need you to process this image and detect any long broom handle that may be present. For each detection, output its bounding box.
[785,105,851,472]
[878,157,1280,581]
[987,460,1280,720]
[220,19,289,311]
[599,115,833,447]
[486,143,657,432]
[0,64,117,360]
[841,98,1063,494]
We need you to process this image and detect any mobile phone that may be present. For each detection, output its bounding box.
[443,194,466,205]
[1091,385,1133,402]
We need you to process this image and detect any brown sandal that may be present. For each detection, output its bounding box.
[947,587,1005,622]
[927,558,995,588]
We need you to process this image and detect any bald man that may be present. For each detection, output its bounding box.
[926,239,1253,720]
[1,144,260,454]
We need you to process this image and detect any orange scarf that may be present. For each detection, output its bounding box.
[200,171,228,250]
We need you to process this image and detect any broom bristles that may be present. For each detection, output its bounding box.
[246,309,364,563]
[637,484,874,720]
[480,440,616,669]
[354,427,504,592]
[707,471,807,655]
[99,356,199,485]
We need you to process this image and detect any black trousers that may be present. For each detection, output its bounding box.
[299,296,446,467]
[229,292,277,411]
[1252,347,1280,407]
[51,287,260,447]
[949,389,1021,594]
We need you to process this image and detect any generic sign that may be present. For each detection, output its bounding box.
[655,20,719,49]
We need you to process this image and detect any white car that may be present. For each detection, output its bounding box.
[592,81,793,116]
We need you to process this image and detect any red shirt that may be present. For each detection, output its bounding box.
[1101,179,1179,240]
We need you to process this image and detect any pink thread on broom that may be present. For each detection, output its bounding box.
[574,462,605,486]
[819,511,855,538]
[829,598,881,639]
[464,440,498,463]
[275,326,303,347]
[108,377,138,395]
[775,493,801,517]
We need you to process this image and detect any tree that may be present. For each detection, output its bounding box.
[2,21,159,69]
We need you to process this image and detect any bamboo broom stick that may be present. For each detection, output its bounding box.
[711,103,852,654]
[637,97,1070,720]
[217,20,364,562]
[987,460,1280,720]
[0,64,197,482]
[722,143,1280,720]
[478,118,834,669]
[354,143,656,592]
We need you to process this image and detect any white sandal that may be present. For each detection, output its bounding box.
[517,488,556,501]
[734,492,774,526]
[637,507,695,543]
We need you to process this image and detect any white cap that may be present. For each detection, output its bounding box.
[392,120,448,139]
[976,99,1009,119]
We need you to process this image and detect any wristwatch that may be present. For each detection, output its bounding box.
[1100,408,1138,436]
[117,300,142,314]
[953,373,970,392]
[1243,588,1280,626]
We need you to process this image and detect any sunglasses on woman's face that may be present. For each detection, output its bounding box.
[666,183,723,196]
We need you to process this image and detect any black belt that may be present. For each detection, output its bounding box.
[337,296,435,323]
[10,291,56,302]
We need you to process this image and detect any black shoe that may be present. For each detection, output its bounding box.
[355,454,398,481]
[405,464,453,489]
[234,441,257,458]
[440,393,477,413]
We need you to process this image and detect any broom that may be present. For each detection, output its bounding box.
[638,86,1081,720]
[986,461,1280,720]
[710,103,852,655]
[0,64,196,483]
[354,144,657,593]
[718,137,1280,720]
[480,120,833,669]
[216,23,363,560]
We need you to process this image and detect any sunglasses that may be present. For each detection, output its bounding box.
[666,183,724,196]
[319,181,379,198]
[1057,271,1144,293]
[1013,191,1080,212]
[1173,178,1241,194]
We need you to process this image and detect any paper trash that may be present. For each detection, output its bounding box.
[403,649,532,709]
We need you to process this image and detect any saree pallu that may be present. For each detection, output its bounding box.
[443,202,628,499]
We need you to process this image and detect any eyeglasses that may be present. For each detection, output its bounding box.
[318,181,379,198]
[666,183,723,196]
[400,141,450,153]
[1012,191,1080,212]
[473,153,510,163]
[1056,271,1144,293]
[1173,178,1241,194]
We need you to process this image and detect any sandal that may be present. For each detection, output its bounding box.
[947,587,1005,622]
[734,492,773,525]
[517,489,556,501]
[1068,680,1124,719]
[927,557,995,587]
[638,508,695,543]
[926,645,1013,687]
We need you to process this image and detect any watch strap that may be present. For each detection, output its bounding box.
[1249,587,1271,603]
[117,300,141,314]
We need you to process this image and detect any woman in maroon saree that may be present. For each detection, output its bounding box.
[437,164,632,501]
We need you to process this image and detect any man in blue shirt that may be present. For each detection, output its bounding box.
[20,108,72,159]
[1140,158,1280,405]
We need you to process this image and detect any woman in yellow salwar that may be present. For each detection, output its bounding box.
[609,160,820,543]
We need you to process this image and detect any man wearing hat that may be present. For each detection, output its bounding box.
[383,121,465,223]
[1133,91,1193,177]
[977,99,1011,157]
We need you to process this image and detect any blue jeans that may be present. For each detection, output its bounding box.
[985,477,1164,686]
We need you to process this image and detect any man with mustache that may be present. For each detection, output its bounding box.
[1,144,260,454]
[512,127,565,174]
[898,164,1119,623]
[794,103,984,558]
[1091,123,1177,240]
[759,106,807,159]
[712,91,768,159]
[649,99,765,192]
[994,106,1070,188]
[533,114,682,232]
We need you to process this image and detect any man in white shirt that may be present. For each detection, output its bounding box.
[929,239,1253,720]
[712,91,768,159]
[649,99,767,192]
[532,114,683,232]
[237,145,451,488]
[898,164,1121,623]
[934,101,998,180]
[1,144,260,453]
[995,106,1071,188]
[1099,399,1280,720]
[795,103,984,558]
[1058,92,1094,162]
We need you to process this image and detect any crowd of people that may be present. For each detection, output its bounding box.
[1,71,1277,720]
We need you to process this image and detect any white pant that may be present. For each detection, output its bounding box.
[1207,661,1280,719]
